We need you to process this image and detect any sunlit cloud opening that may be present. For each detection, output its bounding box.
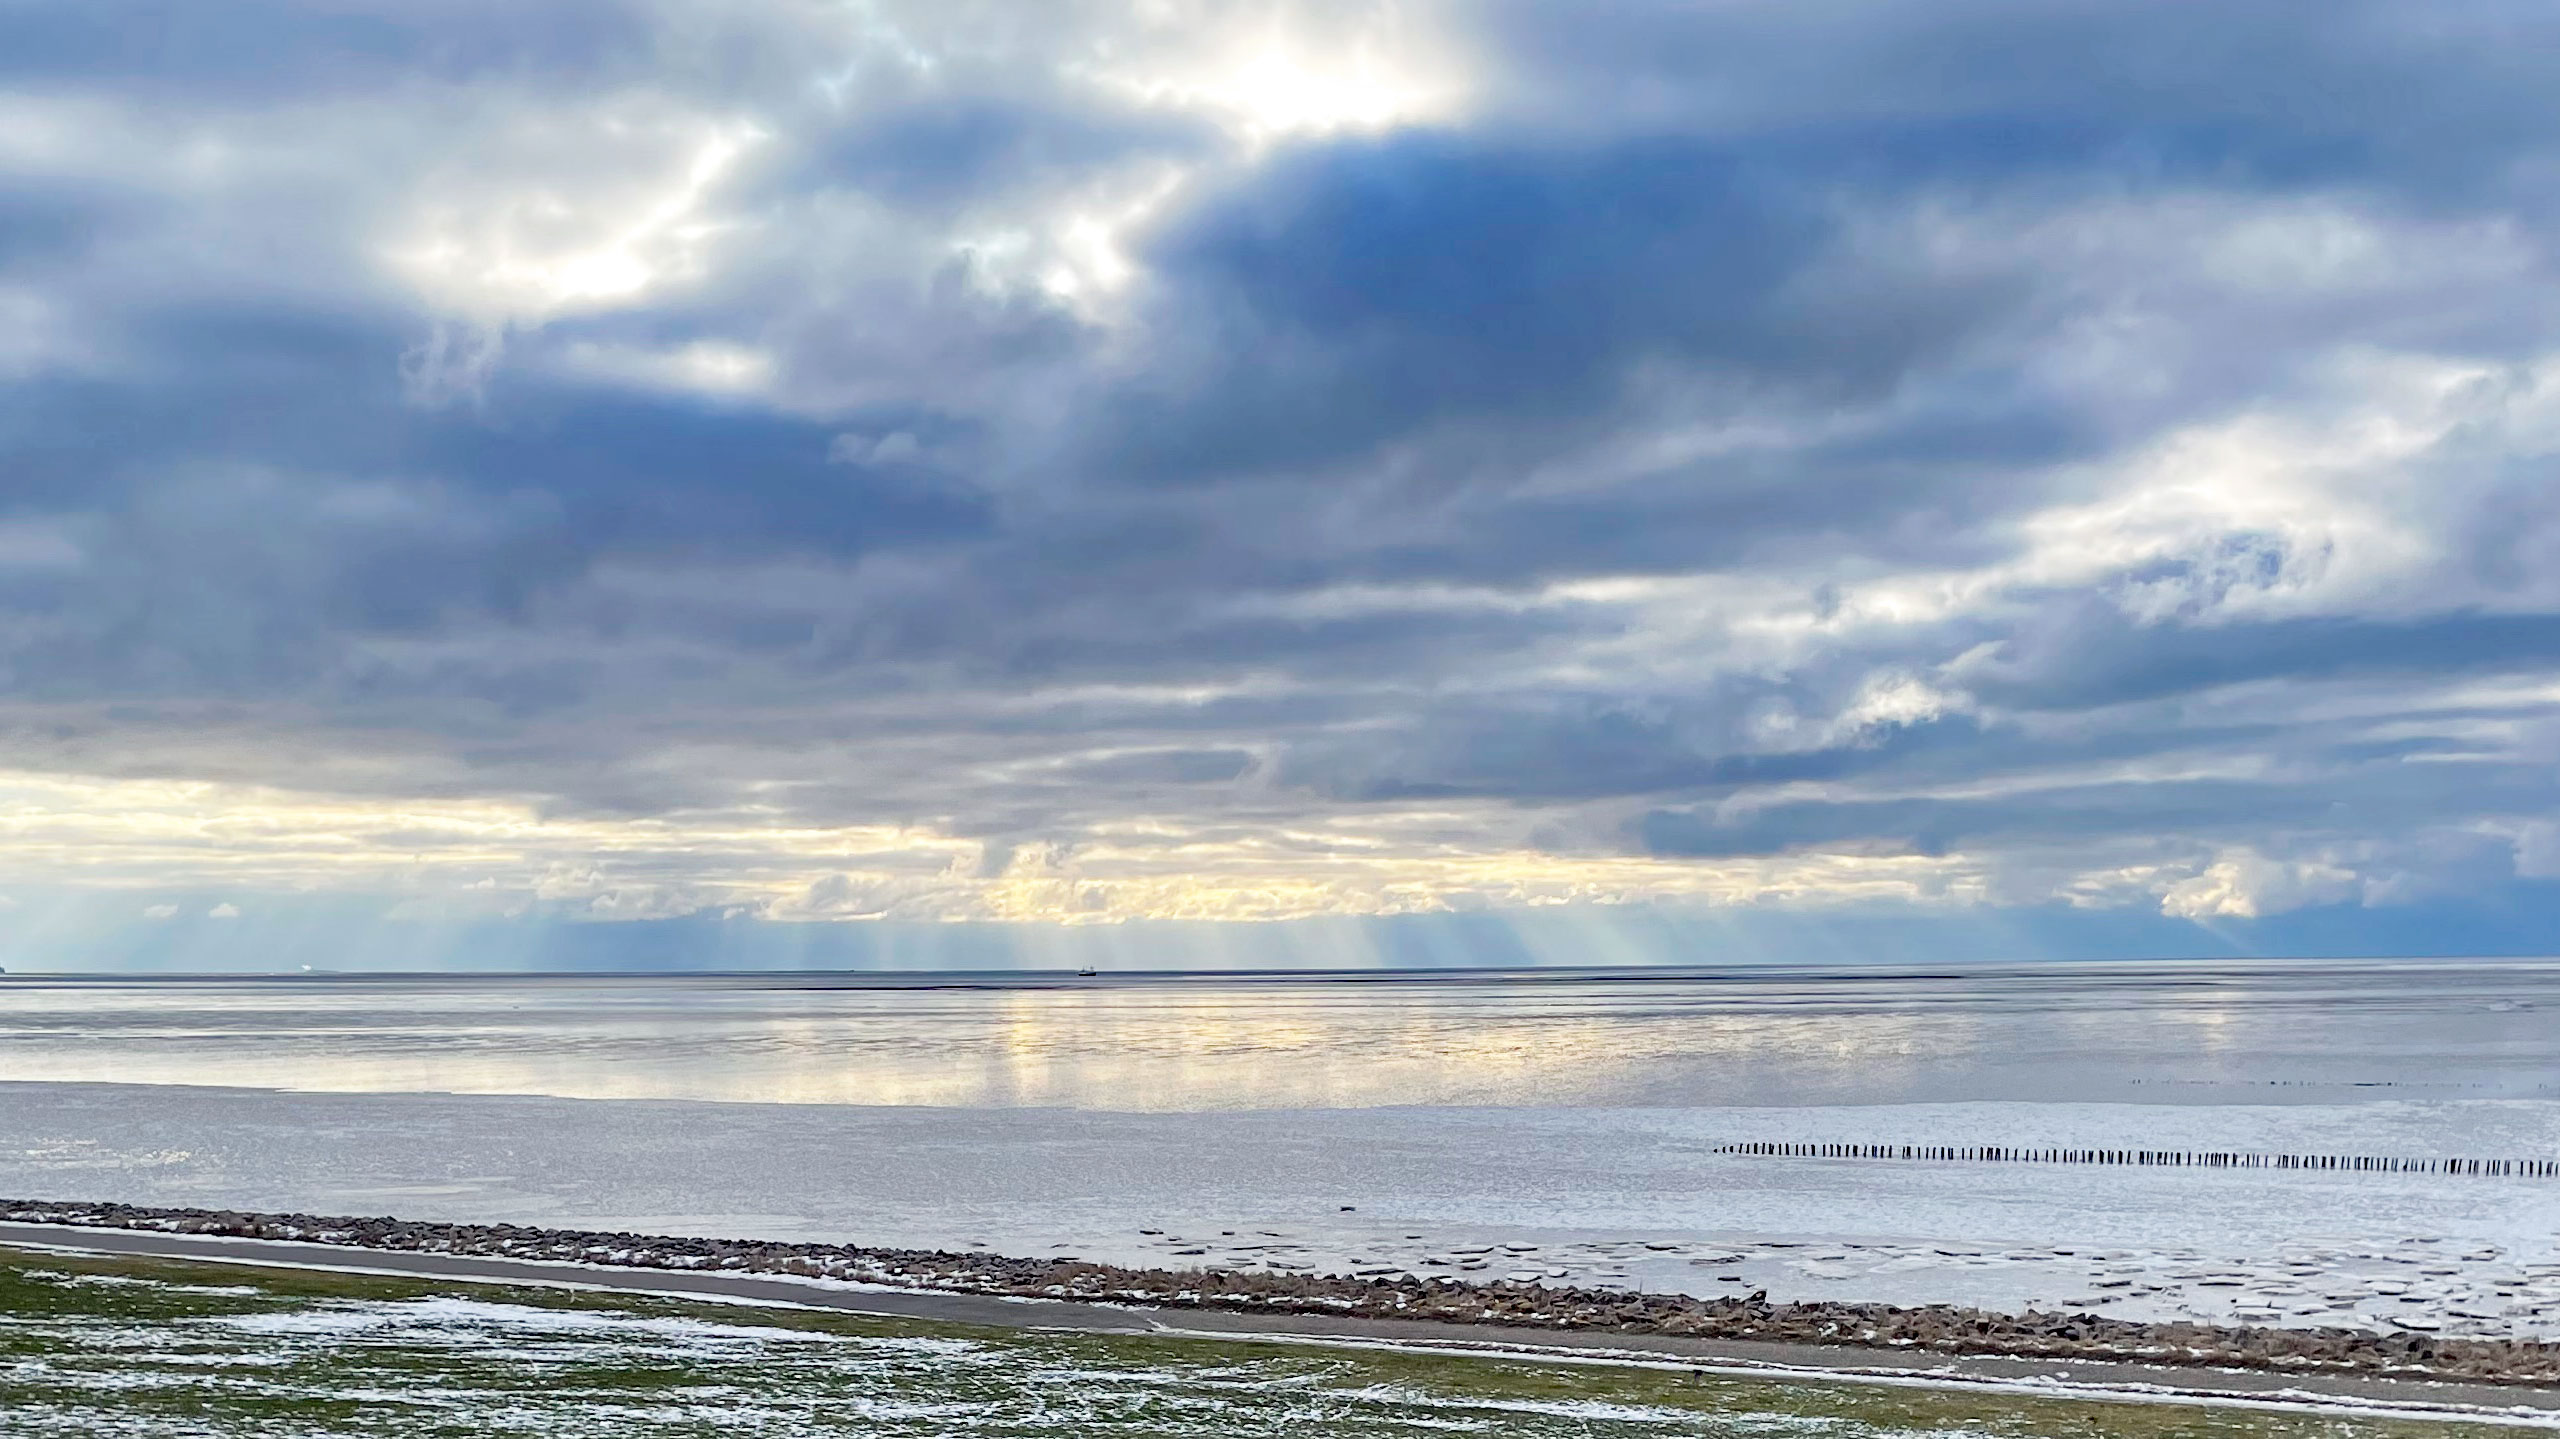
[1029,165,1190,309]
[0,766,2007,928]
[1204,38,1457,142]
[1095,20,1463,146]
[1005,7,1462,312]
[384,115,766,326]
[555,338,778,399]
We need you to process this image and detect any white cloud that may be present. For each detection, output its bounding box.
[0,765,1973,924]
[554,339,777,399]
[1081,4,1467,144]
[0,519,86,572]
[3,0,2560,946]
[381,107,766,328]
[2515,822,2560,879]
[2159,850,2362,919]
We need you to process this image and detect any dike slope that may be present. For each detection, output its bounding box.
[7,1197,2557,1391]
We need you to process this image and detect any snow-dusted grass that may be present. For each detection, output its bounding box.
[0,1248,2522,1438]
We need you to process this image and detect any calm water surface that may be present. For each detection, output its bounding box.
[2,960,2553,1109]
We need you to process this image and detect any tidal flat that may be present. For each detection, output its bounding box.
[0,1249,2529,1438]
[8,963,2559,1339]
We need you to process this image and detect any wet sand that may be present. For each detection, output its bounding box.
[14,1080,2559,1337]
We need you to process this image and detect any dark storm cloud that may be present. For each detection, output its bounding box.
[798,97,1221,210]
[4,0,2560,927]
[1292,710,1998,805]
[1477,0,2560,204]
[420,391,994,558]
[1060,748,1255,786]
[0,0,648,94]
[1109,139,1815,472]
[1093,130,2031,487]
[1639,761,2560,862]
[1972,604,2560,713]
[0,180,130,269]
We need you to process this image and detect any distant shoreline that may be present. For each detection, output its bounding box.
[8,1200,2560,1413]
[5,953,2558,988]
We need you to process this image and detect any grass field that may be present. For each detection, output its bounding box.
[0,1249,2524,1438]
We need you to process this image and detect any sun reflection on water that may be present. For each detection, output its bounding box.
[3,961,2556,1110]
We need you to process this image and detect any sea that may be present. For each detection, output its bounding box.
[4,958,2558,1433]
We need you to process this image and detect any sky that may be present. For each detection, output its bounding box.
[5,0,2560,971]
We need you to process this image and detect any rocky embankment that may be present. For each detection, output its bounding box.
[7,1198,2555,1385]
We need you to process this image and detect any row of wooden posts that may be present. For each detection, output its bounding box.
[1714,1141,2560,1176]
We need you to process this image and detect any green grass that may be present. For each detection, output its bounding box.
[0,1248,2521,1437]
